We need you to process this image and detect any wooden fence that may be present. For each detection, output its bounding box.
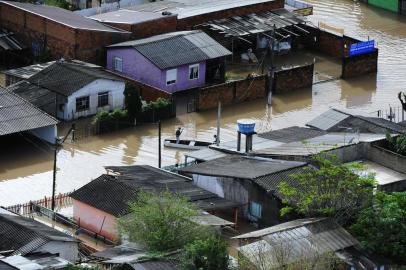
[5,192,72,216]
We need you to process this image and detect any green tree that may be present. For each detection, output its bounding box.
[278,155,376,224]
[386,131,406,156]
[118,191,206,252]
[351,192,406,263]
[181,235,229,270]
[124,84,142,123]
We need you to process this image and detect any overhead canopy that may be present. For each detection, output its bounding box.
[202,9,308,38]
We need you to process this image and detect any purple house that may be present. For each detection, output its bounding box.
[106,30,231,94]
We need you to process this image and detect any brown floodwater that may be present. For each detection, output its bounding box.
[1,0,406,206]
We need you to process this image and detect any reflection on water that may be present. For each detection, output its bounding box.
[1,0,406,206]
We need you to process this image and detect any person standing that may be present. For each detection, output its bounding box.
[176,127,183,144]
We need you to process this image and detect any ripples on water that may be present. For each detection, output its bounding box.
[1,0,406,205]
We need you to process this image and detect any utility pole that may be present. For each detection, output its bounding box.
[267,24,276,105]
[158,120,161,168]
[51,139,57,212]
[216,101,221,146]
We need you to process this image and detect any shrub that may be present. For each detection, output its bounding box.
[386,131,406,156]
[181,235,229,270]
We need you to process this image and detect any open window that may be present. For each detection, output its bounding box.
[189,64,199,80]
[166,68,177,85]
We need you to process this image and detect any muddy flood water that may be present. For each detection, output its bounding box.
[2,0,406,206]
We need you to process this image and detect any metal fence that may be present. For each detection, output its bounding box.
[5,192,72,216]
[376,106,405,123]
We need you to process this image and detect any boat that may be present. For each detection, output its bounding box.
[164,139,212,150]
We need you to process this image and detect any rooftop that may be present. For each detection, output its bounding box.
[0,1,129,33]
[27,60,123,97]
[89,9,173,24]
[254,133,386,156]
[0,212,76,256]
[179,155,307,179]
[70,165,240,217]
[0,89,58,136]
[258,126,326,143]
[108,30,231,69]
[237,218,360,269]
[2,60,98,80]
[126,0,281,19]
[307,108,405,134]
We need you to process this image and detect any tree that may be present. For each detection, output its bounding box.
[124,84,142,123]
[278,155,376,225]
[386,131,406,156]
[118,191,206,252]
[350,192,406,263]
[181,235,229,270]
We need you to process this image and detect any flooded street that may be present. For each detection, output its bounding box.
[1,0,406,206]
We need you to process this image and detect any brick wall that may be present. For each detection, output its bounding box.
[341,50,379,79]
[197,75,267,111]
[273,64,314,94]
[177,0,284,29]
[0,2,130,65]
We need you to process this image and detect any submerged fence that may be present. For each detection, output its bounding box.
[5,192,72,216]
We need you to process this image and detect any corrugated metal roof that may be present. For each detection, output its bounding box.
[0,89,58,136]
[0,1,129,33]
[258,126,326,143]
[0,213,76,256]
[2,61,54,80]
[179,155,307,179]
[184,148,227,161]
[306,109,349,131]
[28,60,124,97]
[70,165,240,216]
[108,31,231,69]
[238,218,360,269]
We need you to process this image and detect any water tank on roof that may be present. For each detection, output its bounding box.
[237,119,256,134]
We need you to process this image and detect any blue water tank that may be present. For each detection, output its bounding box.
[237,119,256,134]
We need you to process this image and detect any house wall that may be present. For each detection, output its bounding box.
[368,0,399,12]
[273,64,314,94]
[197,74,267,110]
[342,50,379,79]
[0,2,129,65]
[63,79,125,120]
[36,241,79,263]
[29,125,57,144]
[106,48,206,93]
[192,174,286,227]
[73,199,118,241]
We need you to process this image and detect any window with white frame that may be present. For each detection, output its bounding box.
[114,57,123,72]
[166,68,177,85]
[98,92,109,107]
[189,64,199,80]
[76,96,89,112]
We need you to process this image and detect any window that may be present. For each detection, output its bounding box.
[189,64,199,80]
[249,201,262,219]
[166,68,177,85]
[98,92,109,107]
[76,96,89,112]
[114,57,123,72]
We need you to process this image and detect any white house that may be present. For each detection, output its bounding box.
[10,60,126,121]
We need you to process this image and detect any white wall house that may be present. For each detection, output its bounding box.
[59,79,125,121]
